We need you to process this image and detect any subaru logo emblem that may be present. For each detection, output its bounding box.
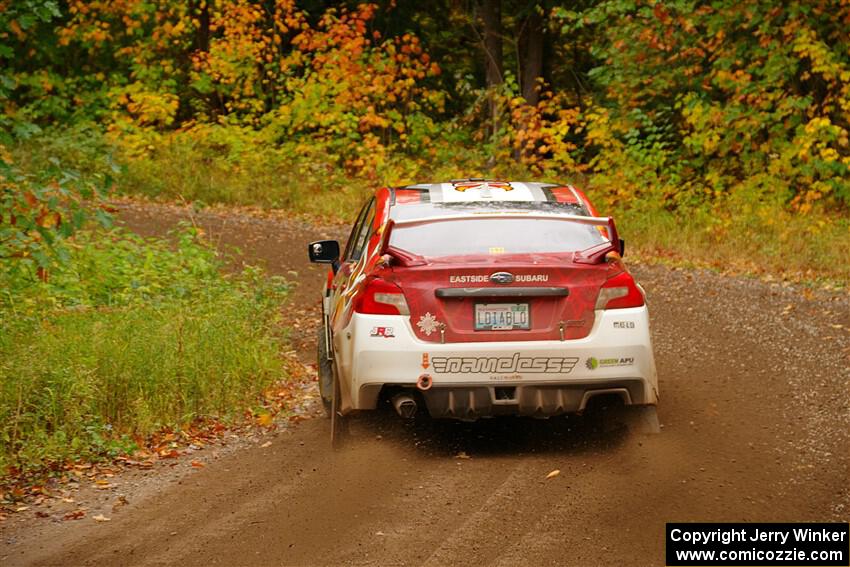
[490,272,514,284]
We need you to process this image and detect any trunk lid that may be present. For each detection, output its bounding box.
[386,253,608,343]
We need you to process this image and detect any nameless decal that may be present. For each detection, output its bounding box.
[431,353,579,374]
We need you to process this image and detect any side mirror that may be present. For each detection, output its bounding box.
[619,238,625,257]
[308,240,340,265]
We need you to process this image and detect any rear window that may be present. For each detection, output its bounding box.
[389,217,607,258]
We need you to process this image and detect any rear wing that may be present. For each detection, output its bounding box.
[569,216,622,264]
[382,213,622,265]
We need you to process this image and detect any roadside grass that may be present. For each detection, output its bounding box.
[612,205,850,287]
[0,226,289,475]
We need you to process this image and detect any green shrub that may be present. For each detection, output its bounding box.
[0,226,289,473]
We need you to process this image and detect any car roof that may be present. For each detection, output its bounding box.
[387,180,592,220]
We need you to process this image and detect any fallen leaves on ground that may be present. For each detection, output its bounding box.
[113,495,129,510]
[545,470,561,480]
[256,413,274,427]
[1,312,320,519]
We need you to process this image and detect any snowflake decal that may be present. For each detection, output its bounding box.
[417,312,441,336]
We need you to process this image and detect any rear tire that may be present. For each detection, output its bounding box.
[317,326,333,417]
[330,363,348,449]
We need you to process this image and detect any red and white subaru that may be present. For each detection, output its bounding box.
[309,180,659,444]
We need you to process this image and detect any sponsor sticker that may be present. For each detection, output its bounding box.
[449,274,550,284]
[417,312,441,336]
[515,274,549,282]
[452,181,513,192]
[613,321,636,329]
[450,275,488,284]
[585,356,634,370]
[370,327,395,338]
[489,373,523,381]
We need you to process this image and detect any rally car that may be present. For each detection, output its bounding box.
[308,180,659,445]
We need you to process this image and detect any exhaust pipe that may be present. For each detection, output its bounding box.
[392,394,418,419]
[417,374,433,391]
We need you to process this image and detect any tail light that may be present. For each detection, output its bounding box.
[354,278,410,315]
[595,271,645,310]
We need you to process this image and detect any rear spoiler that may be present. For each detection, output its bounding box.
[573,216,622,264]
[382,214,622,265]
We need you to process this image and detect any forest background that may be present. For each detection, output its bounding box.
[3,0,849,279]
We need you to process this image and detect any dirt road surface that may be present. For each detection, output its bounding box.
[3,202,848,567]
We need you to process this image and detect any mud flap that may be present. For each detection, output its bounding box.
[330,363,349,449]
[628,405,660,435]
[585,402,660,435]
[317,326,333,417]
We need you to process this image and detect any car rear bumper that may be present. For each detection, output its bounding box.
[334,306,658,417]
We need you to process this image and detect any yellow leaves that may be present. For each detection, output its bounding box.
[820,147,839,161]
[804,116,833,133]
[796,116,846,169]
[792,25,847,84]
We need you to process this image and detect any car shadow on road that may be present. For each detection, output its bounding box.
[346,410,633,458]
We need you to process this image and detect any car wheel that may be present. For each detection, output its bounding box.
[317,326,333,417]
[330,362,348,449]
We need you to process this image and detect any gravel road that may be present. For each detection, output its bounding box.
[2,202,848,567]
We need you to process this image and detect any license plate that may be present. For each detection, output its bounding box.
[474,303,530,331]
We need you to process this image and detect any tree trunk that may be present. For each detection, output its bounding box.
[195,0,210,53]
[478,0,503,141]
[480,0,503,90]
[519,6,544,105]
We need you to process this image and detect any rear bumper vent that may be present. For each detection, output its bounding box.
[421,381,648,420]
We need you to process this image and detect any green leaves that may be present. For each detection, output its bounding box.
[0,156,112,272]
[547,0,850,210]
